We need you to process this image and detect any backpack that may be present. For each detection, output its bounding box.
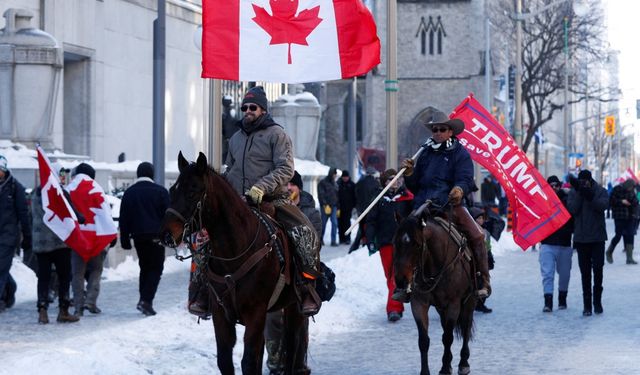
[315,261,336,302]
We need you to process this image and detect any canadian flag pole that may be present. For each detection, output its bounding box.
[345,145,426,235]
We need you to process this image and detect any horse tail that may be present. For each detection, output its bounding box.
[454,296,475,342]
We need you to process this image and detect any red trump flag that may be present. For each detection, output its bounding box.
[36,146,91,256]
[201,0,381,83]
[450,95,571,250]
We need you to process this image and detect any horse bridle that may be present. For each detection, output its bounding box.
[165,192,207,251]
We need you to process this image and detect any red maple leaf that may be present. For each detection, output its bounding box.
[46,186,73,222]
[70,179,104,225]
[252,0,323,64]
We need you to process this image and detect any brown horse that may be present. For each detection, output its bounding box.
[161,152,308,375]
[393,203,476,375]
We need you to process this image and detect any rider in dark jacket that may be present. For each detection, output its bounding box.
[401,110,490,299]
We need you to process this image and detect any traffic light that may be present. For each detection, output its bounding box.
[604,115,615,136]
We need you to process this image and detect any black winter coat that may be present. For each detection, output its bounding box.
[609,184,638,221]
[119,178,170,247]
[566,179,608,244]
[355,175,379,214]
[0,173,30,248]
[337,178,356,215]
[365,186,414,248]
[298,190,322,237]
[541,189,573,247]
[317,176,339,208]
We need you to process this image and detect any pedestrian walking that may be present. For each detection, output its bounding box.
[538,175,574,313]
[68,163,110,317]
[606,179,638,265]
[30,165,79,324]
[0,154,31,313]
[337,170,356,244]
[567,169,608,316]
[119,162,170,316]
[349,166,380,253]
[480,176,498,209]
[365,169,413,322]
[318,167,339,247]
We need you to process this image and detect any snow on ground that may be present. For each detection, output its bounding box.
[1,220,640,374]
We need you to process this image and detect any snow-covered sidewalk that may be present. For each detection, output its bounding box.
[1,220,639,374]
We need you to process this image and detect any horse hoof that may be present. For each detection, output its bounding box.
[458,366,471,375]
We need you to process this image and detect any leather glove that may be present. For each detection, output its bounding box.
[401,159,414,176]
[246,186,264,204]
[323,205,332,215]
[336,209,341,218]
[448,186,464,206]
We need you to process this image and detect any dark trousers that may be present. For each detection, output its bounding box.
[338,208,352,243]
[135,239,165,304]
[575,242,605,297]
[36,248,72,307]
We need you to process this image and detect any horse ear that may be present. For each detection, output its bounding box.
[196,152,208,173]
[178,151,189,173]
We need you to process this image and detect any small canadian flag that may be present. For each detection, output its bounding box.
[202,0,381,83]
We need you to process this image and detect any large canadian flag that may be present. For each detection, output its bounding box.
[202,0,381,83]
[36,146,91,258]
[67,171,118,261]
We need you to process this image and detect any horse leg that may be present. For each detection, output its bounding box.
[411,300,431,375]
[240,307,268,375]
[212,315,237,375]
[283,304,310,375]
[438,308,458,375]
[457,299,475,375]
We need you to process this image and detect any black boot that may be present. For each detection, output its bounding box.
[37,302,49,324]
[543,294,553,313]
[593,286,603,314]
[558,291,568,310]
[475,298,492,313]
[582,294,592,316]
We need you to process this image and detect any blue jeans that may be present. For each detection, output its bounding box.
[0,245,16,304]
[539,244,573,295]
[321,206,338,244]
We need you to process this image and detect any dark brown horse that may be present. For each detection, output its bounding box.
[161,152,308,375]
[393,203,476,375]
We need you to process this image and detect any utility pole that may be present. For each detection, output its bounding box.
[514,0,523,146]
[208,79,223,171]
[385,0,398,169]
[562,16,569,174]
[152,0,166,185]
[348,77,357,176]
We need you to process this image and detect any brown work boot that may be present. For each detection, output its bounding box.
[300,283,321,317]
[38,307,49,324]
[476,272,491,298]
[57,305,80,323]
[187,289,211,319]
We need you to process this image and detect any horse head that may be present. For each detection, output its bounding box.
[393,203,434,292]
[161,151,209,248]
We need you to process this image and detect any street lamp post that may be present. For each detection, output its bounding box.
[386,0,398,170]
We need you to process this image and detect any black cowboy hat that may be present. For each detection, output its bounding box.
[424,110,465,136]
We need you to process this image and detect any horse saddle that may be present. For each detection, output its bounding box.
[432,217,473,262]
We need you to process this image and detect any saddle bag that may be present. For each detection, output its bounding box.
[315,261,336,302]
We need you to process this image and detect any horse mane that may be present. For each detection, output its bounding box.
[199,164,255,230]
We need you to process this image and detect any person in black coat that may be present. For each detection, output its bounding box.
[567,169,608,316]
[349,167,380,253]
[365,169,414,322]
[337,170,356,244]
[119,162,170,316]
[317,167,339,246]
[606,179,638,264]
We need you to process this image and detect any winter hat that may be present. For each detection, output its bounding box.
[241,86,269,111]
[74,162,96,179]
[0,155,8,172]
[365,166,377,175]
[380,168,397,186]
[328,167,337,178]
[423,110,465,136]
[290,171,303,190]
[341,170,350,178]
[546,175,561,185]
[578,169,592,181]
[137,162,155,179]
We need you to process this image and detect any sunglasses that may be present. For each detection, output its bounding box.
[431,127,450,133]
[241,104,259,112]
